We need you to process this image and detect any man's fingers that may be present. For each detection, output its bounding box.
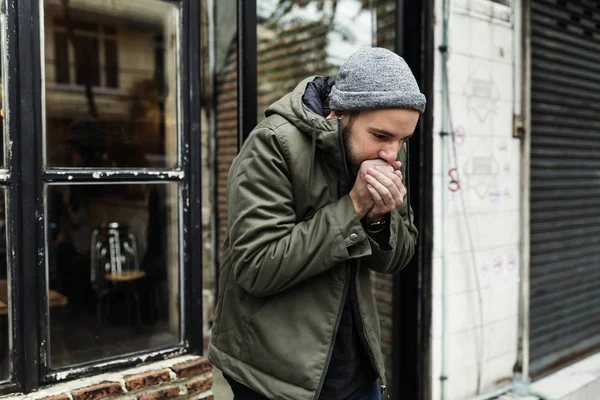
[367,184,383,203]
[395,172,407,198]
[365,174,395,206]
[367,168,404,199]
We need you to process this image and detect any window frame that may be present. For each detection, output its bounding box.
[8,0,203,393]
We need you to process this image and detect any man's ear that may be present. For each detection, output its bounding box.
[327,110,338,119]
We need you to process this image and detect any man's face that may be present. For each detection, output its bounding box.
[340,108,420,176]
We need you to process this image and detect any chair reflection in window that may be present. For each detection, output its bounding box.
[91,222,145,326]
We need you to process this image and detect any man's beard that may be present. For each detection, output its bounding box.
[341,121,360,178]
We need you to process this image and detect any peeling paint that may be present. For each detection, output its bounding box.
[53,170,184,180]
[8,140,13,163]
[53,369,74,381]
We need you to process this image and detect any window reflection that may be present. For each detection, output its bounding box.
[256,0,375,120]
[46,183,180,368]
[43,0,179,168]
[53,20,115,88]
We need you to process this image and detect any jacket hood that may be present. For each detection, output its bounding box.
[265,76,347,173]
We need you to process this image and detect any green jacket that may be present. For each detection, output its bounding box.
[208,77,418,400]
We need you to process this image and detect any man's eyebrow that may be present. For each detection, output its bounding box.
[370,127,396,137]
[370,127,414,139]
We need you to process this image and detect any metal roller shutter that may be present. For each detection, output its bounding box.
[530,0,600,378]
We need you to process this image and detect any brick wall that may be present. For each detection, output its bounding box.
[256,21,334,122]
[4,356,212,400]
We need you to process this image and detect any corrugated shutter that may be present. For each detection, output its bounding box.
[530,0,600,377]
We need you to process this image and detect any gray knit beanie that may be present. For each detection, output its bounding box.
[329,47,426,113]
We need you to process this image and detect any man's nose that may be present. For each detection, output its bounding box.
[379,142,401,164]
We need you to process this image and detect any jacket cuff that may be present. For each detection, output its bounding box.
[387,209,404,248]
[369,211,404,252]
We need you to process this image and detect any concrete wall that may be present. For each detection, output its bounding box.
[431,0,521,398]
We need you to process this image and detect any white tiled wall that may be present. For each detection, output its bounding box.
[431,0,521,398]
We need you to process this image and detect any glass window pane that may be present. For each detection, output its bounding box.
[214,0,238,263]
[46,182,180,368]
[0,188,8,380]
[43,0,180,168]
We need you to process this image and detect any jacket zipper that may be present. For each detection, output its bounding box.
[351,264,387,395]
[313,267,350,400]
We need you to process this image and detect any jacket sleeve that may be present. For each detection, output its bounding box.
[227,128,372,297]
[364,145,419,274]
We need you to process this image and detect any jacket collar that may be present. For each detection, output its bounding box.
[265,76,347,174]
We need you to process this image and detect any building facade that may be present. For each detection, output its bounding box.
[0,0,597,399]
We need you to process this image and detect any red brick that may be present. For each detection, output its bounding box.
[138,387,180,400]
[124,369,171,391]
[170,358,212,378]
[39,394,70,400]
[72,382,123,400]
[186,375,212,393]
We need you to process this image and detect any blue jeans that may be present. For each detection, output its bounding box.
[359,381,382,400]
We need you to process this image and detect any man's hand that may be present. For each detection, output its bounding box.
[350,159,400,219]
[364,163,406,224]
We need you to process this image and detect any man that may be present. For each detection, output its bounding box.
[208,47,426,400]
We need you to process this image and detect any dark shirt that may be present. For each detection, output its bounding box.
[318,278,377,400]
